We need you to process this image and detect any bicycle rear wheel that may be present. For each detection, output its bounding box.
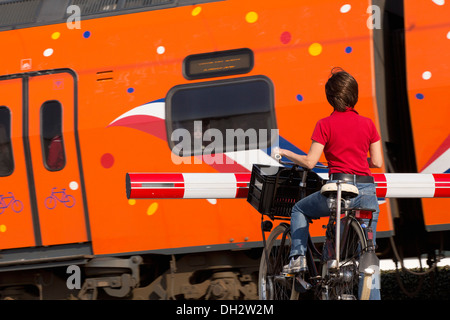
[321,217,367,300]
[259,223,299,300]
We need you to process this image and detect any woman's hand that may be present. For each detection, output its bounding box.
[271,146,282,161]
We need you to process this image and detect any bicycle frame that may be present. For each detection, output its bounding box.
[51,188,68,201]
[0,192,14,208]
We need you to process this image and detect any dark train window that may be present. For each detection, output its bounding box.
[41,101,66,171]
[166,75,277,157]
[0,106,14,177]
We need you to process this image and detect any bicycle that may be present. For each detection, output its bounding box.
[247,162,379,300]
[0,192,24,214]
[44,188,76,209]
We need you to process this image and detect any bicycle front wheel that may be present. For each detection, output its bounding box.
[321,218,367,300]
[259,223,298,300]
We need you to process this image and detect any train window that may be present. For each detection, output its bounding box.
[41,101,66,171]
[166,75,277,157]
[0,106,14,177]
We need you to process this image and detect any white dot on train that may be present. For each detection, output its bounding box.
[422,71,432,80]
[447,31,450,39]
[43,48,54,57]
[157,46,165,54]
[340,4,351,13]
[69,181,79,190]
[432,0,445,6]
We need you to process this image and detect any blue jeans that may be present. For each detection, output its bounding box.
[289,182,381,300]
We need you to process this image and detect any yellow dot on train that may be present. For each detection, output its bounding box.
[245,11,258,23]
[128,199,136,206]
[0,225,6,233]
[51,32,60,40]
[308,43,323,56]
[192,6,202,16]
[147,202,158,216]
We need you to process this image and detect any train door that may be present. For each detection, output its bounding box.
[0,77,36,249]
[0,70,90,250]
[27,71,89,246]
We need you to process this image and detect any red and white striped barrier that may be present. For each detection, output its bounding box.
[376,173,450,198]
[126,173,450,199]
[126,173,251,199]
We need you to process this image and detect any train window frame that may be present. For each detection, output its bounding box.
[40,100,66,172]
[183,48,254,80]
[0,106,14,177]
[165,75,277,157]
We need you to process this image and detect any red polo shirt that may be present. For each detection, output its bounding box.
[311,109,380,176]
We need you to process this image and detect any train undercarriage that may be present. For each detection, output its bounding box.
[0,249,261,300]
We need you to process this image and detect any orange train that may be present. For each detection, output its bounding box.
[0,0,448,299]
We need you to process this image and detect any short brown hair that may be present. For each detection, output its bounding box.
[325,67,358,112]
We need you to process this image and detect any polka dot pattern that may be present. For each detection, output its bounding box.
[157,45,165,54]
[432,0,445,5]
[422,71,432,80]
[101,153,115,168]
[280,31,291,44]
[36,6,366,111]
[308,43,322,56]
[43,48,54,57]
[147,202,158,215]
[51,32,60,40]
[32,4,405,220]
[69,181,79,190]
[192,6,202,16]
[340,4,352,13]
[245,11,258,23]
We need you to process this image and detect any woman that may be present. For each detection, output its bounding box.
[273,67,383,299]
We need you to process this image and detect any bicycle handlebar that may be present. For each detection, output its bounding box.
[278,160,328,170]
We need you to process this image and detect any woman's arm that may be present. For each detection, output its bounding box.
[277,141,324,170]
[368,140,383,168]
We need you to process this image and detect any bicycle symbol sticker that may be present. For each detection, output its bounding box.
[44,188,75,210]
[0,192,24,214]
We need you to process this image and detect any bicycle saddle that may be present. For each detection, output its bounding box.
[320,182,359,199]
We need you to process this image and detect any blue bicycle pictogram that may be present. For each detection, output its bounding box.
[44,188,75,209]
[0,192,24,214]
